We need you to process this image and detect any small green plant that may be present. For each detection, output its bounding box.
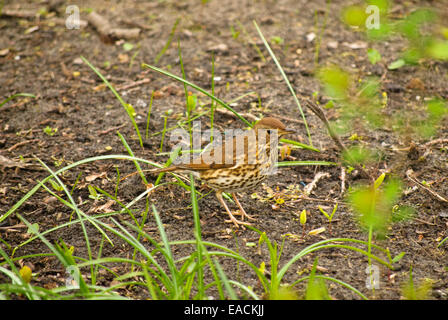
[48,178,63,192]
[159,109,173,152]
[342,2,448,65]
[145,91,155,139]
[230,25,240,39]
[305,258,331,300]
[87,185,102,200]
[0,93,35,108]
[367,48,382,65]
[313,0,330,68]
[154,18,180,64]
[299,209,307,237]
[271,36,284,45]
[401,266,433,300]
[81,56,143,148]
[318,203,338,235]
[43,126,58,136]
[348,173,401,238]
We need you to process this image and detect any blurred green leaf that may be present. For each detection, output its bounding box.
[342,145,377,166]
[317,65,350,99]
[123,42,134,51]
[374,173,386,189]
[305,258,330,300]
[342,5,367,27]
[391,251,406,264]
[367,48,382,64]
[348,178,402,237]
[426,40,448,60]
[388,58,405,70]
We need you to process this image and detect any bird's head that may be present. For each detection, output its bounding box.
[253,117,297,136]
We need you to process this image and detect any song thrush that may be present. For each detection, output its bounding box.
[151,117,296,227]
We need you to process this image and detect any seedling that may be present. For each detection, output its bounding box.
[159,109,173,152]
[318,203,338,235]
[88,185,102,201]
[43,126,58,136]
[367,48,382,65]
[230,25,240,39]
[305,258,330,300]
[300,209,307,237]
[154,18,180,64]
[48,178,63,192]
[401,266,433,300]
[0,92,35,108]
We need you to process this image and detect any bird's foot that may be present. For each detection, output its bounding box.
[224,216,252,228]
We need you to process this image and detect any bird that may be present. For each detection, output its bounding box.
[150,117,297,227]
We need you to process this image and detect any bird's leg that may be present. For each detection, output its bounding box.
[215,192,251,228]
[231,193,256,221]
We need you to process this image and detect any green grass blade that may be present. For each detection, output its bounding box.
[117,131,148,184]
[280,139,320,152]
[81,56,143,147]
[154,18,180,64]
[253,20,313,146]
[0,93,35,108]
[142,63,252,127]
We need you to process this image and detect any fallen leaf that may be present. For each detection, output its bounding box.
[118,53,129,63]
[406,78,425,91]
[0,48,10,56]
[85,172,107,182]
[207,43,228,52]
[93,199,115,213]
[343,41,367,49]
[308,227,326,235]
[388,58,405,70]
[24,26,39,34]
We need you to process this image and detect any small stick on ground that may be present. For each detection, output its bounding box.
[304,98,373,182]
[214,108,259,122]
[424,138,448,147]
[7,139,40,152]
[87,11,140,42]
[303,172,330,196]
[340,166,346,196]
[98,124,126,136]
[406,169,448,203]
[116,78,150,91]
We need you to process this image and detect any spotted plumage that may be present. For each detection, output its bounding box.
[150,117,296,227]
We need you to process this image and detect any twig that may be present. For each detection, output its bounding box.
[7,139,39,152]
[290,196,341,204]
[340,166,346,196]
[87,11,140,42]
[0,223,27,232]
[116,78,150,91]
[98,123,126,135]
[424,138,448,147]
[303,172,330,195]
[214,107,259,122]
[1,8,39,18]
[406,169,448,203]
[304,98,373,181]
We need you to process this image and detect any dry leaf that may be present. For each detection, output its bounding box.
[85,172,107,182]
[308,227,326,235]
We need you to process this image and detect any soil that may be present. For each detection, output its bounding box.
[0,0,447,300]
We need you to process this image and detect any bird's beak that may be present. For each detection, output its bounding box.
[280,128,298,136]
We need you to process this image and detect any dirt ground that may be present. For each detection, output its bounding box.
[0,0,447,300]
